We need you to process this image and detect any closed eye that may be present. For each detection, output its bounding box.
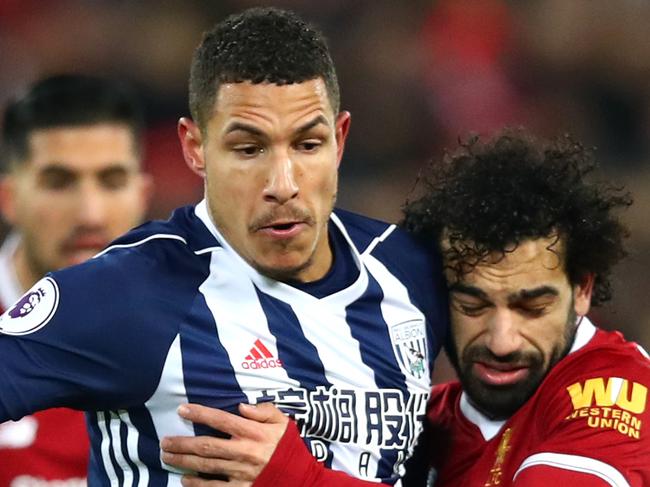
[514,304,550,318]
[451,297,491,317]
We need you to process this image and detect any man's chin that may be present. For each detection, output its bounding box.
[253,262,309,282]
[252,256,313,282]
[461,374,541,420]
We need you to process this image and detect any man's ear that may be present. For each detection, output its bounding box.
[178,117,206,178]
[574,273,595,317]
[334,111,351,169]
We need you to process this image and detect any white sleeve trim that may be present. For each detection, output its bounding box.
[514,452,630,486]
[94,234,188,258]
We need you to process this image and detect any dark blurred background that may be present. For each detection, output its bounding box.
[1,0,648,369]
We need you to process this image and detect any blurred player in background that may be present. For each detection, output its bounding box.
[0,74,151,486]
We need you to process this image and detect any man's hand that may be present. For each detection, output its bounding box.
[160,402,289,486]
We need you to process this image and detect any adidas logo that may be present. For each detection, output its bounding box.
[241,339,283,370]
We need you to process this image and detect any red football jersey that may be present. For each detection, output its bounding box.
[0,234,89,486]
[427,319,650,486]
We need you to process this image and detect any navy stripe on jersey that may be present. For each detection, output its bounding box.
[256,287,336,467]
[118,418,140,485]
[346,273,407,392]
[257,288,330,391]
[180,291,249,431]
[128,406,166,486]
[346,273,406,483]
[87,414,110,487]
[103,412,125,486]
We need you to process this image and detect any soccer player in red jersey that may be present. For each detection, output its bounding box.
[400,129,649,486]
[161,130,649,487]
[0,74,151,486]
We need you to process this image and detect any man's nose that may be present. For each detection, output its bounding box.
[76,182,108,227]
[262,151,299,204]
[485,309,524,357]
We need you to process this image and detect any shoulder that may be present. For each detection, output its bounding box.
[548,325,650,394]
[98,204,220,261]
[512,325,650,484]
[334,208,445,293]
[428,382,462,426]
[334,208,449,341]
[524,322,650,441]
[333,208,435,262]
[4,205,219,341]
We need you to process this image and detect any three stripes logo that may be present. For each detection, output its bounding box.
[241,338,283,370]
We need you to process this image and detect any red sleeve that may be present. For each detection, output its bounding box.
[253,419,389,487]
[513,464,613,486]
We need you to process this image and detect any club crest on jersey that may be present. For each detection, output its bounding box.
[0,277,59,336]
[389,319,427,379]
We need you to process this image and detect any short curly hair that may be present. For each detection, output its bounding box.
[189,7,340,130]
[402,129,632,306]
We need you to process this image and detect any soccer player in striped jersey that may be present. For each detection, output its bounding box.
[0,8,448,486]
[162,130,650,487]
[0,74,151,486]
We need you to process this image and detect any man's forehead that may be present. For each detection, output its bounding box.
[24,123,140,169]
[211,78,335,122]
[443,237,567,285]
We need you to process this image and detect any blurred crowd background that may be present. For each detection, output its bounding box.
[1,0,648,366]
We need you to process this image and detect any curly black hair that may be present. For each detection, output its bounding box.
[402,129,632,306]
[189,7,340,130]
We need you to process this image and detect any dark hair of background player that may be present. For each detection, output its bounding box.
[188,6,340,131]
[401,128,632,306]
[1,74,144,171]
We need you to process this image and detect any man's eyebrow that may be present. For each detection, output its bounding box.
[224,122,266,137]
[294,115,329,135]
[37,163,76,175]
[509,286,559,303]
[448,282,488,299]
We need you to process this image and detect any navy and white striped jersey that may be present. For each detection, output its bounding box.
[0,201,448,486]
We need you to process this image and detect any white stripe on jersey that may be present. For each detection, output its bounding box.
[97,411,119,487]
[514,452,631,486]
[96,410,151,486]
[109,411,134,485]
[201,248,300,400]
[194,246,221,255]
[363,253,429,392]
[359,221,397,256]
[121,410,150,487]
[144,334,193,479]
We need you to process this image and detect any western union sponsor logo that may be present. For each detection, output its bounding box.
[567,377,647,414]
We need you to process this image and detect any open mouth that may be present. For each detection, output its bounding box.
[270,222,297,231]
[258,221,305,239]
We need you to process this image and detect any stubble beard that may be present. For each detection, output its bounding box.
[447,307,578,420]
